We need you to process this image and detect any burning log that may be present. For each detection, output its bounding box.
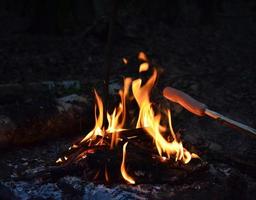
[23,128,206,185]
[56,128,152,166]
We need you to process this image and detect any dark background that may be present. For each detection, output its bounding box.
[0,0,254,83]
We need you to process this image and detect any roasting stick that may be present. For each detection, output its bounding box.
[163,87,256,138]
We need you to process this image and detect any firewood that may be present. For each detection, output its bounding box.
[21,128,206,184]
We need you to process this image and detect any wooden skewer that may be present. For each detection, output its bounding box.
[163,87,256,138]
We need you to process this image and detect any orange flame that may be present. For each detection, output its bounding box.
[139,62,149,72]
[121,142,135,184]
[68,51,198,183]
[132,67,197,164]
[80,90,104,143]
[107,78,132,148]
[105,165,109,182]
[138,51,148,62]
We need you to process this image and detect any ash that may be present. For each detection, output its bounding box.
[1,133,256,200]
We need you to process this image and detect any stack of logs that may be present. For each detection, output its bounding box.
[42,128,208,184]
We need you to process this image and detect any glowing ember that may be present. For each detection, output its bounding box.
[122,58,128,64]
[105,165,110,182]
[57,52,199,184]
[56,158,62,164]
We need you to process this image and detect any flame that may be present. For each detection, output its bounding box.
[80,90,104,143]
[80,77,131,149]
[107,78,132,148]
[139,62,149,72]
[105,165,109,182]
[61,51,198,184]
[167,109,177,141]
[132,67,197,164]
[138,51,148,62]
[121,142,135,184]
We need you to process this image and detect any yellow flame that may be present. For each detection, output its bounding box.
[80,78,131,147]
[107,78,131,148]
[121,142,135,184]
[73,52,198,184]
[80,90,104,143]
[139,62,149,72]
[167,110,176,141]
[132,68,197,164]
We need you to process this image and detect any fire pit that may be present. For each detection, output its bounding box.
[1,52,255,199]
[42,52,205,185]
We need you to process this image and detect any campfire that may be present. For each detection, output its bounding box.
[55,52,204,184]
